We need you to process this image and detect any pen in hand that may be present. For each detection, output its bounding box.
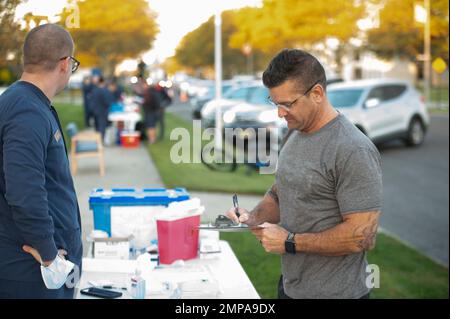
[233,194,240,224]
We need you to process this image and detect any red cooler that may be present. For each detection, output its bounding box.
[156,214,200,264]
[120,131,140,148]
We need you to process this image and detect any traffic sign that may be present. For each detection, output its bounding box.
[432,57,447,74]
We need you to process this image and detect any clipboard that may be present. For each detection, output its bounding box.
[197,224,263,232]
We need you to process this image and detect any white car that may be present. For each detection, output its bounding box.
[328,79,429,146]
[200,82,264,127]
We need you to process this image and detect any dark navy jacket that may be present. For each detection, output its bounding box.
[89,85,113,116]
[0,81,82,282]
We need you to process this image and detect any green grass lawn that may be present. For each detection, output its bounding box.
[417,85,449,103]
[148,112,273,195]
[221,231,449,299]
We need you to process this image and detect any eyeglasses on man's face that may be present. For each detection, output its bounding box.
[59,56,80,73]
[267,80,320,111]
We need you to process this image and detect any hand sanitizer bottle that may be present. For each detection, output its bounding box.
[130,268,146,299]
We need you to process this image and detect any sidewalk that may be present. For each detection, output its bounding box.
[72,144,262,256]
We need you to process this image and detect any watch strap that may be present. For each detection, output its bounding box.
[285,232,296,254]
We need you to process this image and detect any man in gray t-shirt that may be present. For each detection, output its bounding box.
[226,49,382,299]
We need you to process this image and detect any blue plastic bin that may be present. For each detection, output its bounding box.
[89,188,190,236]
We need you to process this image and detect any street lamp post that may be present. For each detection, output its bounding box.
[214,10,223,150]
[424,0,431,108]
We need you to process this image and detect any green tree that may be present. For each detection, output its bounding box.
[60,0,159,76]
[0,0,25,78]
[367,0,449,63]
[229,0,365,72]
[174,9,271,78]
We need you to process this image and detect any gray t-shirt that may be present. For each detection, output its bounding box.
[275,113,382,299]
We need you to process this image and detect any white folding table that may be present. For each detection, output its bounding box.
[76,241,260,299]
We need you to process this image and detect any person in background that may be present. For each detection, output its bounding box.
[81,76,94,127]
[0,23,83,299]
[154,82,172,141]
[89,76,113,142]
[109,77,124,103]
[142,82,161,144]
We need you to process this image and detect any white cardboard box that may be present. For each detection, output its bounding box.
[93,236,132,260]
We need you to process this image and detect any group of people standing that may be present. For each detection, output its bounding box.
[82,75,171,145]
[81,75,123,141]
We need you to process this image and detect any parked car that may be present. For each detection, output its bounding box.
[186,78,214,98]
[327,78,429,146]
[191,81,235,119]
[219,78,345,148]
[200,81,265,127]
[220,77,344,125]
[221,85,287,151]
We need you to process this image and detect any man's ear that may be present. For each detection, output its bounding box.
[312,85,325,103]
[59,57,70,74]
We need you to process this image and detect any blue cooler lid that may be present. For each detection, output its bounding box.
[88,188,190,204]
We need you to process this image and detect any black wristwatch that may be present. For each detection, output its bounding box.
[285,232,296,254]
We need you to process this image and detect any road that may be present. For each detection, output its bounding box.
[168,101,449,266]
[378,114,449,266]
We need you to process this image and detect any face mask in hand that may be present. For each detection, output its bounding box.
[40,255,75,289]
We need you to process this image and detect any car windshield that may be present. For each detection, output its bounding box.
[224,86,250,100]
[222,84,233,95]
[328,89,364,108]
[248,87,271,105]
[206,84,234,97]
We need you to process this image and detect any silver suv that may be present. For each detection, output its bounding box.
[328,79,429,146]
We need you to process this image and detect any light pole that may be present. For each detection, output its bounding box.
[424,0,431,108]
[214,9,223,150]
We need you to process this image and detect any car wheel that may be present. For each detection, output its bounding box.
[404,118,425,147]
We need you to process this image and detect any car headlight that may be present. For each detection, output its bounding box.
[258,110,278,123]
[223,110,236,124]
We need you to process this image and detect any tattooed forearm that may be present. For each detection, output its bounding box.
[353,213,379,251]
[295,211,380,256]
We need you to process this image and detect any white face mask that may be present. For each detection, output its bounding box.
[40,255,75,289]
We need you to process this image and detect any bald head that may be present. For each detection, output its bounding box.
[23,24,74,73]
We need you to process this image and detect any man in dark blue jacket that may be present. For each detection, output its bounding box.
[81,76,94,127]
[0,24,83,298]
[90,76,113,142]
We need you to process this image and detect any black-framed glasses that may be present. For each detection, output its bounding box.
[59,56,80,73]
[267,79,320,110]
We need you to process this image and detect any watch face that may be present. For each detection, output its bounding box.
[285,240,296,254]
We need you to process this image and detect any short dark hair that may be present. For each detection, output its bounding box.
[262,49,327,92]
[23,24,74,73]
